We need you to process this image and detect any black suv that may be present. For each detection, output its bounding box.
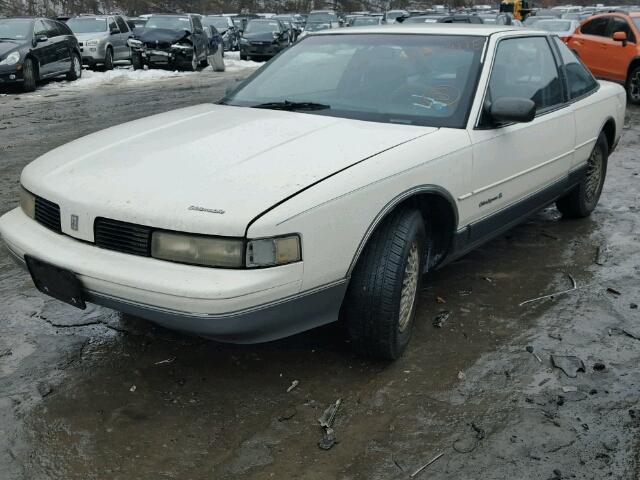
[239,19,290,61]
[128,14,210,71]
[0,17,82,92]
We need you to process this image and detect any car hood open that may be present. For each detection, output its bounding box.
[21,104,434,239]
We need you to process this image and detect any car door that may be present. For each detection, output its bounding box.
[190,16,207,58]
[602,15,637,82]
[31,19,57,76]
[568,16,611,78]
[114,15,130,59]
[464,35,575,233]
[45,20,70,73]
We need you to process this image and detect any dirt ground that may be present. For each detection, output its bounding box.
[0,71,639,480]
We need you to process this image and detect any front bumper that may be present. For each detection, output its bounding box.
[0,208,346,343]
[240,43,280,57]
[79,43,108,64]
[0,64,23,84]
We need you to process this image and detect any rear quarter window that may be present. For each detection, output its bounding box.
[552,36,598,99]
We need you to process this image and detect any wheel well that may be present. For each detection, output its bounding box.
[627,57,640,81]
[24,54,38,75]
[602,118,616,151]
[352,191,457,274]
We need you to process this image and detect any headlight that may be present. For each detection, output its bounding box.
[85,39,100,46]
[127,38,142,47]
[20,186,35,219]
[152,231,243,268]
[0,51,20,66]
[246,235,301,268]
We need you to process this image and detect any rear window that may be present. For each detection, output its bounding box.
[67,17,107,33]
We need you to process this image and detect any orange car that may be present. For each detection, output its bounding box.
[567,12,640,104]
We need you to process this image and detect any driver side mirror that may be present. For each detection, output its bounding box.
[613,31,627,45]
[489,97,536,124]
[36,35,48,43]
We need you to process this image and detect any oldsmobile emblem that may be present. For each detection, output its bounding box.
[188,205,225,215]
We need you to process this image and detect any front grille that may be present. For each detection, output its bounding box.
[34,196,62,233]
[94,218,152,257]
[144,41,171,50]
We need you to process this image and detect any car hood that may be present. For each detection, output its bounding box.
[21,104,434,239]
[243,31,278,42]
[132,27,191,43]
[73,32,109,42]
[0,40,22,57]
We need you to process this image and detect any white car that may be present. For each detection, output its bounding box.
[0,25,625,359]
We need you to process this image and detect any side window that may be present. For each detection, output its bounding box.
[115,16,129,33]
[607,17,635,42]
[580,17,609,37]
[553,36,598,99]
[44,19,61,37]
[488,36,564,112]
[108,17,119,32]
[34,20,48,38]
[57,21,72,35]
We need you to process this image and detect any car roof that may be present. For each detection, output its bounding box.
[314,23,523,36]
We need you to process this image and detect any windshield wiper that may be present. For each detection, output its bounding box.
[251,100,331,111]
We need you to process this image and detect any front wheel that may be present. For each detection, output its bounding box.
[22,57,37,92]
[103,47,114,71]
[626,65,640,105]
[556,131,608,218]
[66,53,82,81]
[184,50,198,71]
[343,208,427,360]
[131,53,143,70]
[240,52,248,61]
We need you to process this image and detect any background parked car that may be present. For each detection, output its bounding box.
[404,14,483,24]
[0,17,82,92]
[128,14,209,71]
[239,19,290,61]
[202,15,240,51]
[66,15,131,70]
[273,15,303,41]
[534,19,580,40]
[567,12,640,103]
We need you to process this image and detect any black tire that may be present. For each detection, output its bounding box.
[240,53,248,61]
[103,47,114,71]
[626,64,640,105]
[343,208,427,360]
[184,50,198,71]
[556,132,608,218]
[22,57,37,92]
[66,52,82,81]
[131,53,143,70]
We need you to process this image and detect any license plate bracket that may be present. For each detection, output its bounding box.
[25,256,86,309]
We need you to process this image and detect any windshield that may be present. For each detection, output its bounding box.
[245,20,280,34]
[145,16,191,31]
[308,12,338,23]
[352,17,380,26]
[225,34,485,128]
[204,17,229,29]
[536,20,573,32]
[0,18,33,40]
[67,18,108,33]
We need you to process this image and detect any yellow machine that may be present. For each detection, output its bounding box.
[499,0,532,21]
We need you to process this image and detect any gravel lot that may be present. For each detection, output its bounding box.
[0,68,639,479]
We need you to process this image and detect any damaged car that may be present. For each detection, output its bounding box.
[0,25,625,360]
[202,15,240,51]
[128,14,209,71]
[239,18,290,60]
